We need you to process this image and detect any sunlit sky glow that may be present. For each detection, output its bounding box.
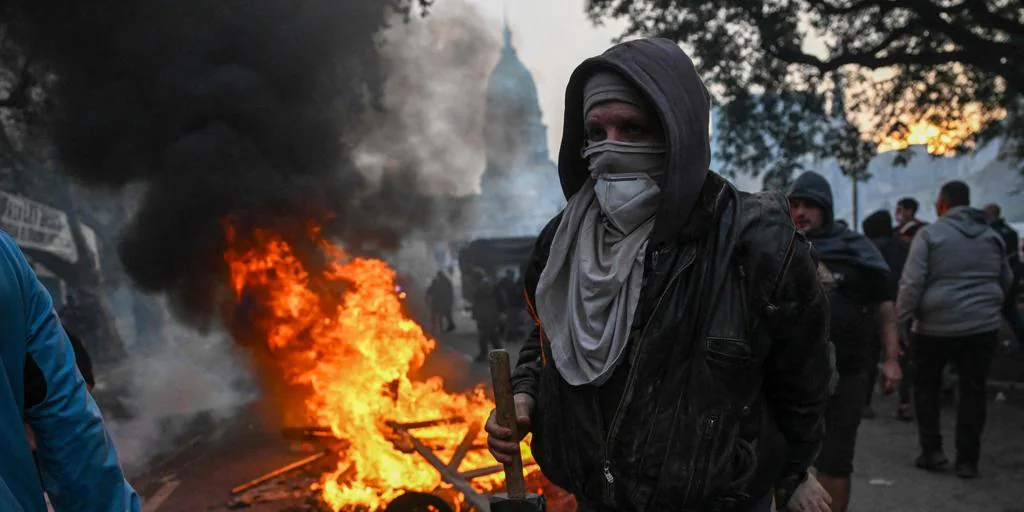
[469,0,978,159]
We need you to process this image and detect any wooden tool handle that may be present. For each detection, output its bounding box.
[489,349,527,499]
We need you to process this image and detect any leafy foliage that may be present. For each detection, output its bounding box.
[587,0,1024,184]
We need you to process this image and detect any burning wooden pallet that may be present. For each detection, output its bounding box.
[227,416,541,511]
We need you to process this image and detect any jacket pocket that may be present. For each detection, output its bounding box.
[705,337,754,369]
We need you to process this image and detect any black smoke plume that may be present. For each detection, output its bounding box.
[5,0,434,324]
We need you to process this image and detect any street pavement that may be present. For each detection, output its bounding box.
[125,322,1024,511]
[851,391,1024,512]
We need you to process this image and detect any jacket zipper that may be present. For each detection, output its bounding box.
[602,247,697,491]
[685,413,720,506]
[763,231,798,316]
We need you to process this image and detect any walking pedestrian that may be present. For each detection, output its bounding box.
[898,181,1014,478]
[861,210,914,422]
[426,269,455,335]
[789,173,902,512]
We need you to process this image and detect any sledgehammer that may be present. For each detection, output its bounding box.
[488,349,547,512]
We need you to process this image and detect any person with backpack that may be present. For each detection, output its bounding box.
[485,39,834,512]
[0,230,139,512]
[788,173,902,512]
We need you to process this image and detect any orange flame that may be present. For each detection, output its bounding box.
[223,223,530,510]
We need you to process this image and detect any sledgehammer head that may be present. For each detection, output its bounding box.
[489,492,546,512]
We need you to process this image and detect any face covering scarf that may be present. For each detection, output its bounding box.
[585,140,665,235]
[535,84,666,385]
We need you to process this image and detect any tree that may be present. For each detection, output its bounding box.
[586,0,1024,184]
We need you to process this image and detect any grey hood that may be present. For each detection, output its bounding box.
[557,38,711,244]
[941,206,991,238]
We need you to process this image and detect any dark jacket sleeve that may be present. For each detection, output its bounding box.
[510,213,562,398]
[511,326,543,398]
[762,237,834,502]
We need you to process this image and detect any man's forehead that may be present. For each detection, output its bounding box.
[586,101,648,117]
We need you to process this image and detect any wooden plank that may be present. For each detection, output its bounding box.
[447,420,483,472]
[230,452,329,495]
[388,421,489,512]
[392,417,464,430]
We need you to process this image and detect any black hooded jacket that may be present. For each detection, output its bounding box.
[511,40,833,511]
[788,171,891,372]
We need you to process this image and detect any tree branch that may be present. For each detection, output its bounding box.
[964,0,1024,37]
[768,40,973,73]
[900,0,1015,53]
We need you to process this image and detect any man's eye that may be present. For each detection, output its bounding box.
[586,126,606,141]
[622,123,644,136]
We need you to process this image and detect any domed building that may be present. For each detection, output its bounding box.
[470,22,564,239]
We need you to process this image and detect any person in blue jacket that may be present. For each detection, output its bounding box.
[0,230,140,511]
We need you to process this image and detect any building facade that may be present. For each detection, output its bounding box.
[469,23,564,240]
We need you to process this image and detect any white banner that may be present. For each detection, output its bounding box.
[0,191,98,265]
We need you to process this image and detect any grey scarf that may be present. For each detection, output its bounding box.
[535,179,657,386]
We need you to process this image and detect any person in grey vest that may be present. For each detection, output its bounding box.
[898,180,1013,479]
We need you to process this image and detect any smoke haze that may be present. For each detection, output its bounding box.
[356,0,500,198]
[4,0,441,324]
[4,0,514,476]
[104,304,257,475]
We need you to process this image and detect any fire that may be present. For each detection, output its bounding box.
[223,223,529,510]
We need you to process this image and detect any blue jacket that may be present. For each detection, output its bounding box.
[0,231,140,511]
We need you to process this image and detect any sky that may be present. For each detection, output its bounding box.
[468,0,626,160]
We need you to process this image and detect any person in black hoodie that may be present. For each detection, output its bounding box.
[862,210,914,422]
[484,39,834,512]
[788,173,903,512]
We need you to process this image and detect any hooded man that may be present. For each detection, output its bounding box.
[898,181,1013,479]
[485,39,834,512]
[788,172,902,512]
